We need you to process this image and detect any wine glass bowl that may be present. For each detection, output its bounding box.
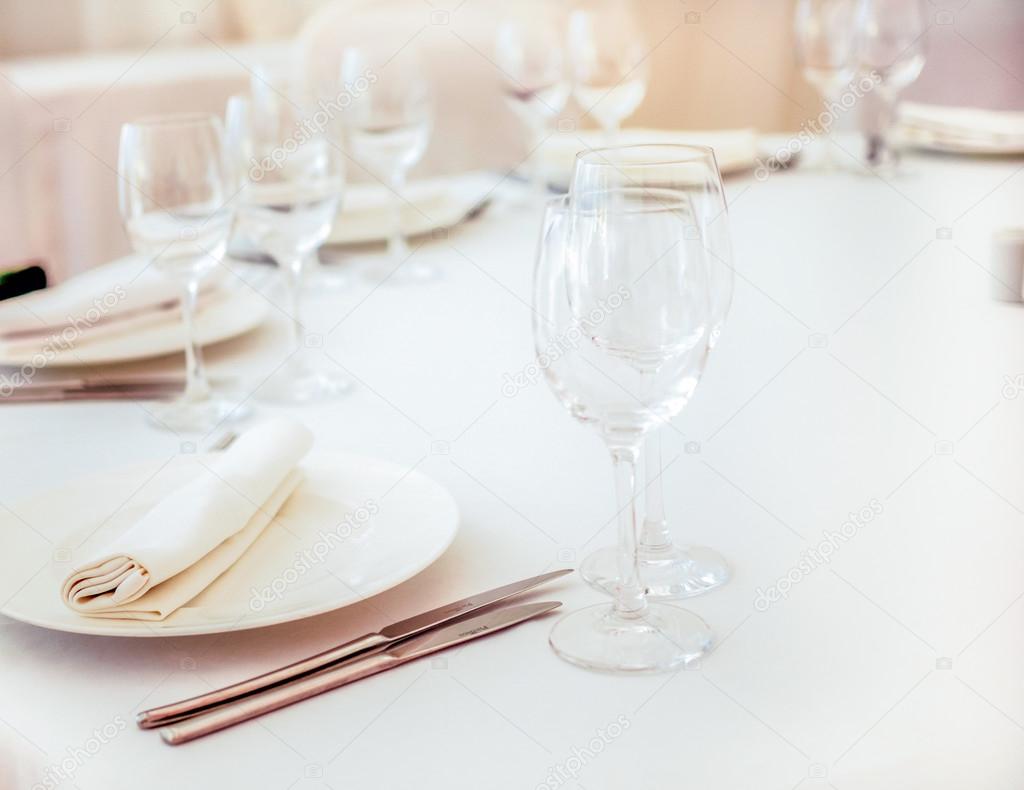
[567,0,648,144]
[225,78,350,404]
[853,0,928,169]
[535,171,725,671]
[341,42,434,280]
[117,113,242,432]
[567,144,736,602]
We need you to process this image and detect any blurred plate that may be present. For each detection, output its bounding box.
[326,171,496,246]
[0,450,459,636]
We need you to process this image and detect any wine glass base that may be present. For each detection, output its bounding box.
[549,603,712,673]
[257,362,352,405]
[146,395,246,434]
[580,544,730,600]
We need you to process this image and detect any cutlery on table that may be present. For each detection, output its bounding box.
[137,568,572,729]
[158,599,561,745]
[0,377,184,403]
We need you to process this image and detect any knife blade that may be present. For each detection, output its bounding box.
[159,600,562,745]
[137,568,571,728]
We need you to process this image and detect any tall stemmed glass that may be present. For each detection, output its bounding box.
[225,79,350,403]
[495,4,570,201]
[535,166,724,672]
[341,43,434,281]
[793,0,860,169]
[854,0,928,170]
[567,0,648,145]
[570,145,735,600]
[118,113,239,433]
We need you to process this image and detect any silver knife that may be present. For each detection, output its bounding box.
[137,569,571,728]
[159,600,562,745]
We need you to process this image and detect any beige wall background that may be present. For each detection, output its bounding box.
[0,0,1021,278]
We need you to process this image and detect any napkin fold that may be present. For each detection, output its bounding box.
[62,419,313,621]
[0,255,224,345]
[898,102,1024,154]
[539,128,760,185]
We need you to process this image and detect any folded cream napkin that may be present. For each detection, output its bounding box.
[898,102,1024,154]
[62,419,313,621]
[0,254,224,342]
[539,128,760,185]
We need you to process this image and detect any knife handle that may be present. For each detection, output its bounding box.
[159,652,397,745]
[137,632,388,728]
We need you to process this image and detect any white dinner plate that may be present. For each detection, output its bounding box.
[0,450,459,636]
[0,282,269,368]
[326,171,495,246]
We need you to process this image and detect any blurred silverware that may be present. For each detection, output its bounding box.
[1,376,184,403]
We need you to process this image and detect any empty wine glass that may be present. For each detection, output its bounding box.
[793,0,860,169]
[495,4,570,201]
[569,144,735,600]
[341,42,434,281]
[535,163,725,671]
[854,0,928,169]
[118,113,240,433]
[567,0,648,145]
[225,76,350,404]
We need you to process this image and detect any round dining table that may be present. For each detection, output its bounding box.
[1,139,1022,789]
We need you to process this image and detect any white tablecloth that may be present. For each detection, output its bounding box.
[1,143,1023,789]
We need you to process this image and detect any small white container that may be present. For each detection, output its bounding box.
[991,228,1024,302]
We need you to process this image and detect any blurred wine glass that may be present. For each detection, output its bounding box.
[225,72,350,404]
[495,5,570,201]
[118,113,242,433]
[793,0,860,169]
[567,0,648,145]
[341,42,435,281]
[854,0,928,169]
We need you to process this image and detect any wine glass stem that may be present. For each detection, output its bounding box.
[610,446,646,616]
[641,431,673,551]
[388,170,409,262]
[868,90,897,168]
[282,253,304,355]
[530,130,548,201]
[180,278,209,402]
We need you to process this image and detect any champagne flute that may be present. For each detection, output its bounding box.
[535,166,725,671]
[569,144,735,600]
[495,4,570,201]
[567,0,648,145]
[793,0,860,169]
[341,42,434,282]
[225,77,350,404]
[118,113,240,433]
[854,0,928,170]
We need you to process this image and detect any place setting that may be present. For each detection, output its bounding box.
[1,0,1023,786]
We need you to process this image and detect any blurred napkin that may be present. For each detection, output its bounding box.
[0,255,224,350]
[898,102,1024,154]
[62,419,312,621]
[539,128,760,187]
